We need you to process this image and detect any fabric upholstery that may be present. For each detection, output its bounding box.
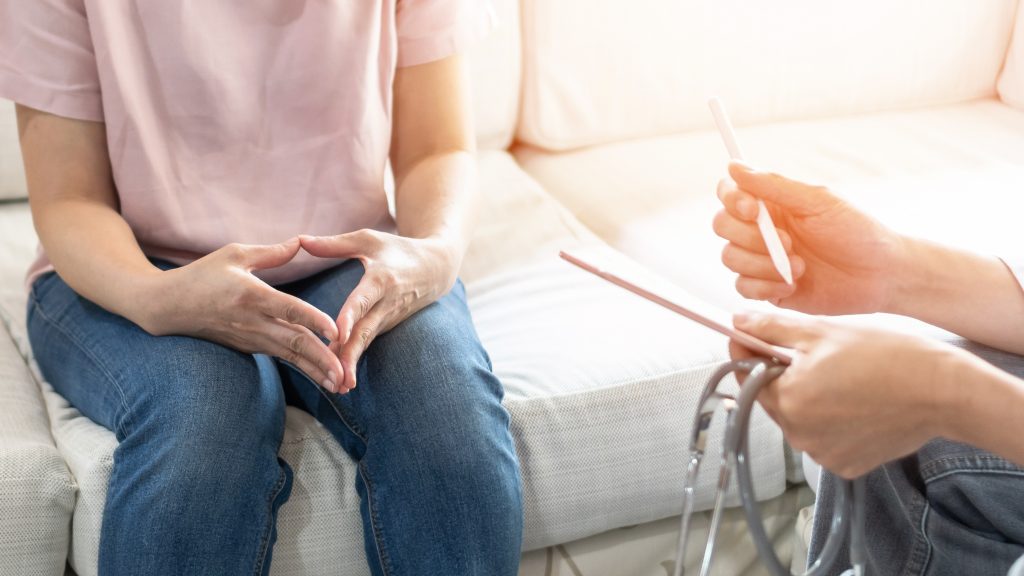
[0,219,74,575]
[0,153,789,575]
[517,0,1018,151]
[468,0,520,150]
[1000,1,1024,110]
[518,486,813,576]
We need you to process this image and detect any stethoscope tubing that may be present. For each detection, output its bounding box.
[675,358,865,576]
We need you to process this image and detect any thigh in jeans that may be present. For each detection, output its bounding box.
[27,271,292,576]
[278,260,523,576]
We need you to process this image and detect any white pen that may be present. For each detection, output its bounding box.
[707,97,793,285]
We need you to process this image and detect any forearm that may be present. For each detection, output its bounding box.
[393,150,479,265]
[32,199,163,330]
[887,236,1024,354]
[19,106,165,331]
[938,348,1024,467]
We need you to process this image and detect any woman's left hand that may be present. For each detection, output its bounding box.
[731,312,961,479]
[299,230,459,391]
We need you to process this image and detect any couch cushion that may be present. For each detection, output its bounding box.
[0,99,25,200]
[460,151,598,282]
[516,99,1024,315]
[999,1,1024,110]
[517,0,1018,151]
[0,305,75,575]
[468,0,520,151]
[0,152,788,575]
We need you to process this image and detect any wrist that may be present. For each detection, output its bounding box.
[884,235,937,316]
[126,268,176,336]
[937,347,1024,452]
[424,234,464,283]
[926,343,986,443]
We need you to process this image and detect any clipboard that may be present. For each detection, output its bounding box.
[560,250,793,365]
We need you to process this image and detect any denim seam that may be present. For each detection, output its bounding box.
[29,296,136,439]
[916,502,933,576]
[279,358,368,442]
[886,465,930,576]
[312,384,368,443]
[924,468,1024,484]
[920,455,1024,478]
[359,461,393,576]
[253,465,289,576]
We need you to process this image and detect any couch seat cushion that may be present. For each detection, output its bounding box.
[0,151,787,575]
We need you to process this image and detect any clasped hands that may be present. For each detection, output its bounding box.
[148,230,459,395]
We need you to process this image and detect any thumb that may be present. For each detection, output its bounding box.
[733,311,819,350]
[242,237,301,271]
[728,161,835,216]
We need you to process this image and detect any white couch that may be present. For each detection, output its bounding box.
[1,1,1022,575]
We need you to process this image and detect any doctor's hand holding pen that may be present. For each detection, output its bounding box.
[713,160,1024,476]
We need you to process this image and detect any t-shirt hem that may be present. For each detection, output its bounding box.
[396,6,494,68]
[0,72,103,123]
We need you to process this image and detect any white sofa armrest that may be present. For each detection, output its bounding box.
[0,325,76,576]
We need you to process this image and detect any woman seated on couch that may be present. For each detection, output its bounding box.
[1,2,521,575]
[715,161,1024,575]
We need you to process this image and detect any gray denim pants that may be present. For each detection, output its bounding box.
[808,341,1024,576]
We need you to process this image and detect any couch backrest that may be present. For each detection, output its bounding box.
[999,1,1024,109]
[0,100,25,201]
[517,0,1020,152]
[469,0,521,150]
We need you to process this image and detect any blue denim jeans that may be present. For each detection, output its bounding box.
[809,342,1024,576]
[27,260,523,576]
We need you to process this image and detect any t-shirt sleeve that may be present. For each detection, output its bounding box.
[395,0,494,68]
[0,0,103,122]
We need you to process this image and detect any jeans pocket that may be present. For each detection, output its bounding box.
[913,441,1024,575]
[923,464,1024,542]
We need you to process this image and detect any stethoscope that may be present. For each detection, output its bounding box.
[673,358,867,576]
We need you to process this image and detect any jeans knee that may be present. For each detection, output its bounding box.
[132,347,284,442]
[403,403,522,520]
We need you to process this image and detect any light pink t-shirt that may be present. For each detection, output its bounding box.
[0,0,489,286]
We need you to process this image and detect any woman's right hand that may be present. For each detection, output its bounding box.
[142,238,345,393]
[714,161,906,315]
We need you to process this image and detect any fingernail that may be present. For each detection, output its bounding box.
[322,378,336,393]
[731,159,754,172]
[323,370,339,392]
